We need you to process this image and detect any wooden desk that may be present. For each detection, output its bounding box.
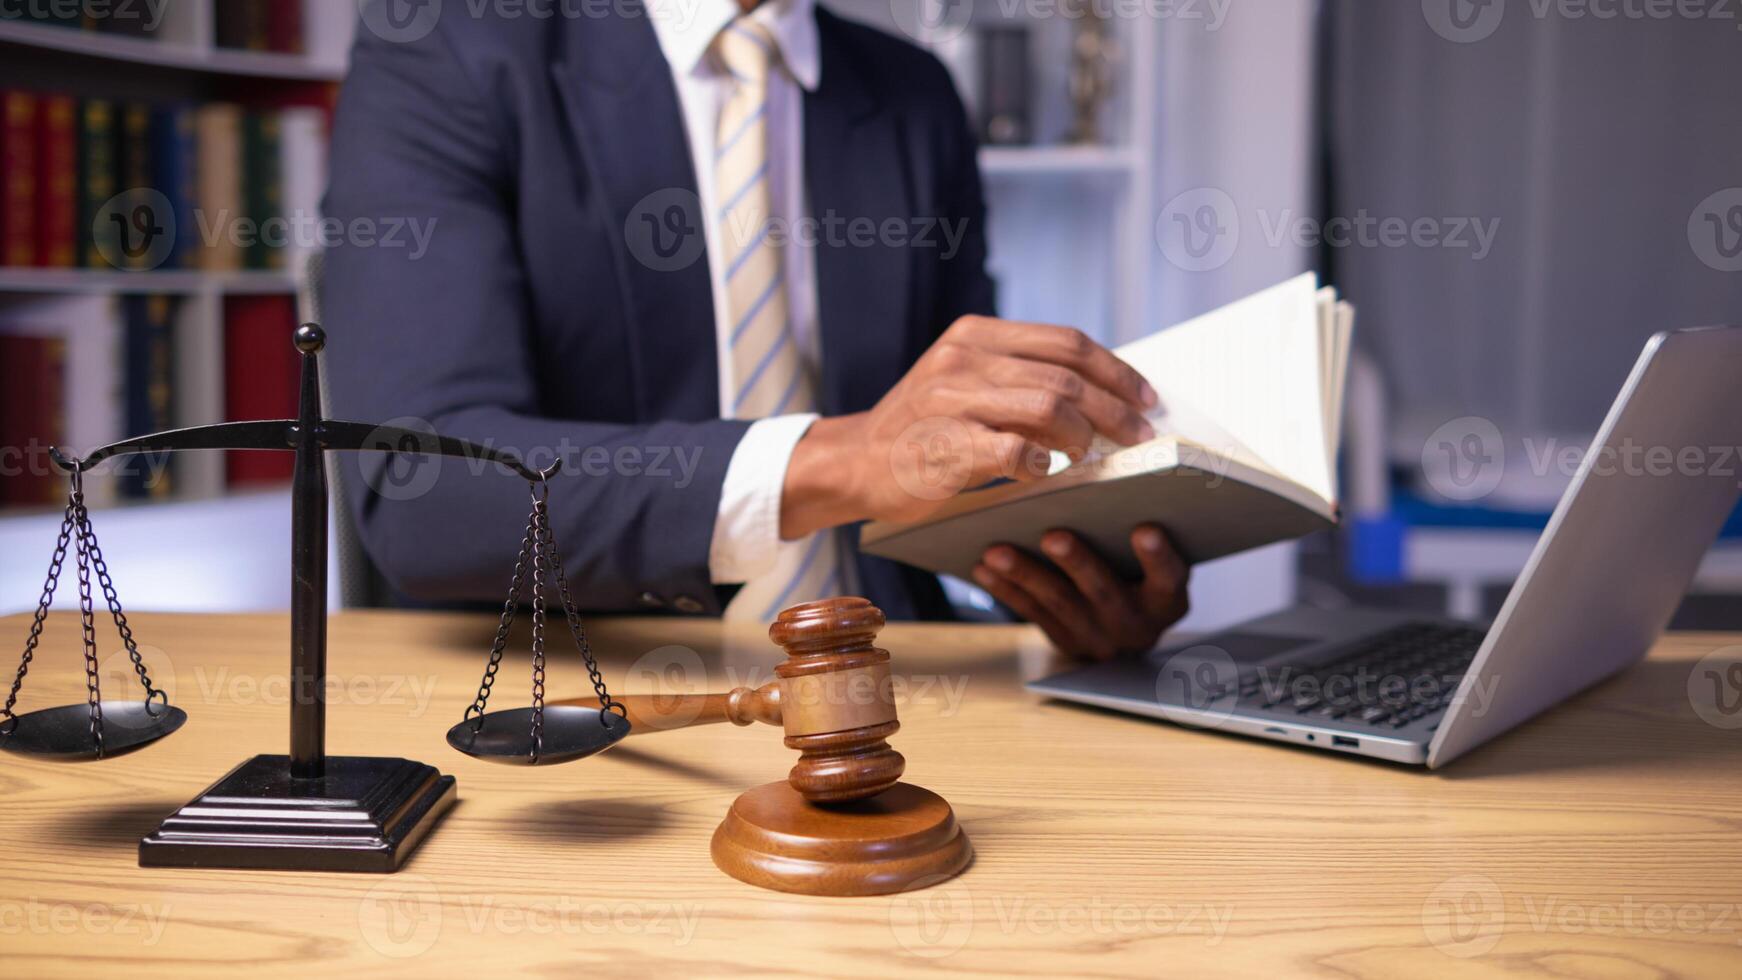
[3,611,1741,977]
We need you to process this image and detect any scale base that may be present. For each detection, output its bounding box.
[711,780,971,896]
[139,754,456,873]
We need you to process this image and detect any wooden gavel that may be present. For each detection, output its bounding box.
[558,596,905,803]
[560,596,970,897]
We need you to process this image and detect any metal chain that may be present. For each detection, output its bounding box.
[538,503,623,722]
[77,506,163,710]
[70,471,105,757]
[0,501,77,736]
[527,484,550,763]
[461,471,620,761]
[465,504,539,728]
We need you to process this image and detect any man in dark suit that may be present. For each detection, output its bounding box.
[322,0,1190,659]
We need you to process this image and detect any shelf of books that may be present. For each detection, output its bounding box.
[0,1,352,80]
[1,1,344,544]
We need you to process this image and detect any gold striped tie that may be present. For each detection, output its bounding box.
[714,18,844,622]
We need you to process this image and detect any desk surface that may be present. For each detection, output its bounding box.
[2,610,1741,977]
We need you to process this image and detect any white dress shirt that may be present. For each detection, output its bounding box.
[647,0,832,587]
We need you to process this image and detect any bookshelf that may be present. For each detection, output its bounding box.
[0,2,348,614]
[0,19,346,81]
[846,0,1160,346]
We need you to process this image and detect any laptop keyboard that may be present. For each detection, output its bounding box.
[1236,623,1487,730]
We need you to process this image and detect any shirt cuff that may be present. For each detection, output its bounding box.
[709,413,821,585]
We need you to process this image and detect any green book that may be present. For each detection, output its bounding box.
[79,99,116,269]
[242,111,283,271]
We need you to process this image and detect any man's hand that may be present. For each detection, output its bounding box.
[972,525,1189,660]
[782,315,1158,538]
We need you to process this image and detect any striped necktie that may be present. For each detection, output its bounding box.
[713,18,844,622]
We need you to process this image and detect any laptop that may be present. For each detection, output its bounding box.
[1027,326,1742,767]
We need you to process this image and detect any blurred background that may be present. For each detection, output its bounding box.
[1,0,1739,629]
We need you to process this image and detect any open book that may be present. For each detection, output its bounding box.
[861,273,1354,580]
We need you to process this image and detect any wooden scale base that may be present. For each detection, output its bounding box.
[712,781,972,896]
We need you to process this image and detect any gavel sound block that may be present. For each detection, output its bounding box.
[572,597,972,896]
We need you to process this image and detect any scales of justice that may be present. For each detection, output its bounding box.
[0,325,970,896]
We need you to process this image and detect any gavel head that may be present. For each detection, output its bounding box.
[768,597,906,804]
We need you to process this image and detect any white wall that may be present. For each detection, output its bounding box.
[1151,0,1319,327]
[1149,3,1320,632]
[0,492,340,615]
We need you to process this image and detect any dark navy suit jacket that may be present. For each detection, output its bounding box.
[321,5,996,620]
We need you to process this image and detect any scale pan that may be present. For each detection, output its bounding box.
[0,701,187,761]
[446,705,631,765]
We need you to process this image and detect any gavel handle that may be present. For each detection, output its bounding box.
[553,682,782,734]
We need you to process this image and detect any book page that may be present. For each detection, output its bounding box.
[1114,274,1337,503]
[1325,301,1355,480]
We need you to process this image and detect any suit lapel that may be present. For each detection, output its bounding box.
[805,12,914,418]
[549,6,719,421]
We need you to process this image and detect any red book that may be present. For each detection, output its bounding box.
[223,294,300,487]
[34,94,78,268]
[1,91,38,268]
[268,0,305,54]
[0,334,68,508]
